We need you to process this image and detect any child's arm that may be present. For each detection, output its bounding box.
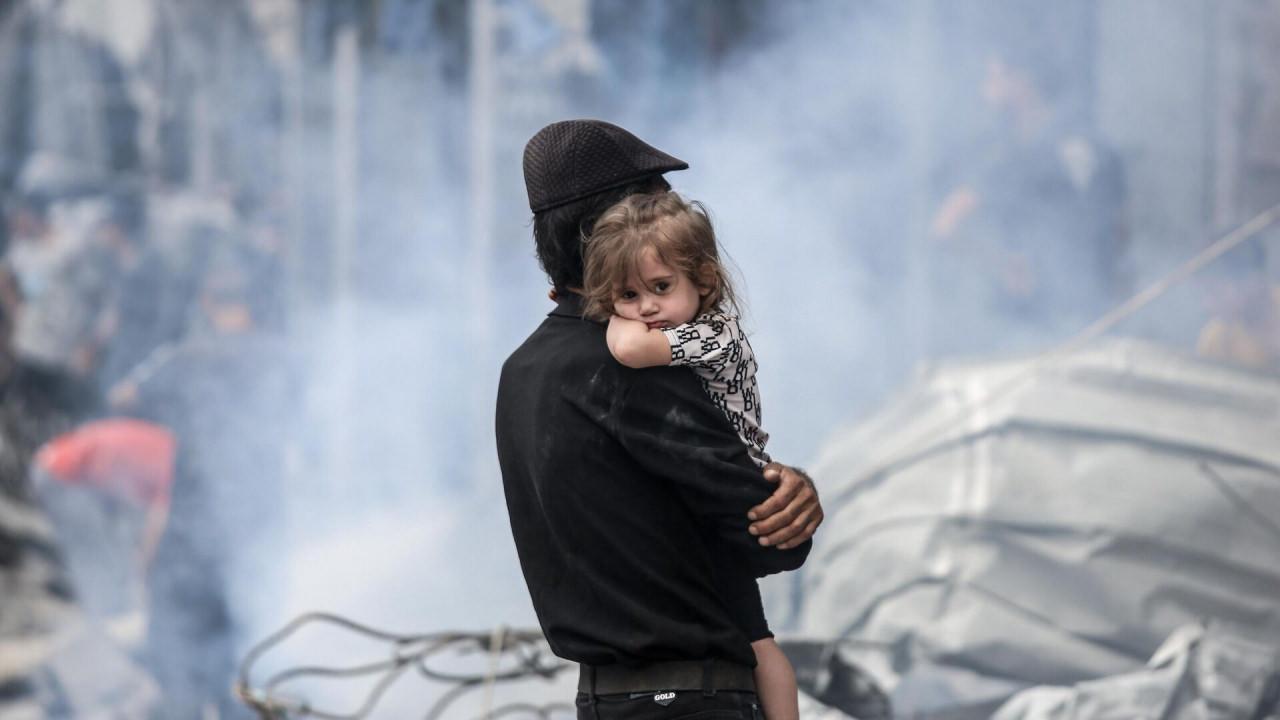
[607,315,672,368]
[752,637,799,720]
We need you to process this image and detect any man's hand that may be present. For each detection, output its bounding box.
[747,463,823,549]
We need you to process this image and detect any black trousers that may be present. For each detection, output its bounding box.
[576,689,763,720]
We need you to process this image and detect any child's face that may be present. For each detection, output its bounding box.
[612,246,707,329]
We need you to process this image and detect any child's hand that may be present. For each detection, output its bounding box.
[607,314,647,334]
[606,315,672,369]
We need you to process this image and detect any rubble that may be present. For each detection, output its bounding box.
[797,339,1280,717]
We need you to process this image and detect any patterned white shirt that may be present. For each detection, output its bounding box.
[662,312,771,467]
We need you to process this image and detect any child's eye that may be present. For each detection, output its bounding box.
[654,282,671,293]
[618,290,637,301]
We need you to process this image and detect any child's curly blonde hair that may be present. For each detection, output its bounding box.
[581,191,740,323]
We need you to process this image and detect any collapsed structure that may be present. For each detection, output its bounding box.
[792,339,1280,718]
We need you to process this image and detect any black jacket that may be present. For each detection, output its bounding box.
[496,295,810,668]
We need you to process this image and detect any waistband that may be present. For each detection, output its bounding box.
[577,659,756,695]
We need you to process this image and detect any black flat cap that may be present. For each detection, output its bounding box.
[523,119,688,212]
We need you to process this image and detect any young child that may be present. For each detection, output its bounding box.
[582,190,798,720]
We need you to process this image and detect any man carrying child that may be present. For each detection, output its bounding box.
[496,119,822,720]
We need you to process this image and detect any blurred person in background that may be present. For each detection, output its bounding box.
[930,37,1128,354]
[33,418,175,645]
[2,169,112,414]
[0,250,121,718]
[231,188,288,334]
[92,191,189,391]
[0,187,100,475]
[4,187,63,313]
[1196,238,1280,371]
[0,254,81,497]
[110,230,293,720]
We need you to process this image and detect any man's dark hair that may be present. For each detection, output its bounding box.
[533,174,670,293]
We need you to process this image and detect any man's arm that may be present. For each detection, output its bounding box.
[606,315,671,368]
[608,367,819,576]
[607,313,823,550]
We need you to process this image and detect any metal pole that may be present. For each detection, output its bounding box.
[327,21,360,498]
[467,0,495,489]
[905,0,937,364]
[333,24,359,304]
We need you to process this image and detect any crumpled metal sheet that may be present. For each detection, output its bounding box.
[799,689,863,720]
[992,622,1280,720]
[783,639,891,719]
[796,339,1280,717]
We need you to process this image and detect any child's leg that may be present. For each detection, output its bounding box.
[751,637,798,720]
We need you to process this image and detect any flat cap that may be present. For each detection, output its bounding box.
[522,119,688,212]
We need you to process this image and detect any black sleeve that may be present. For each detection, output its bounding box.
[610,366,811,579]
[711,555,772,642]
